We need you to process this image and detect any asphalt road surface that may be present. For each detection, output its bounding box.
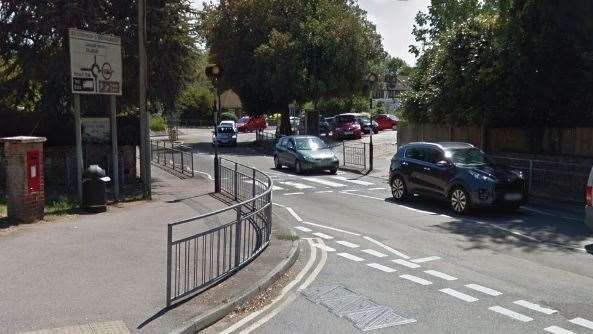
[178,128,593,334]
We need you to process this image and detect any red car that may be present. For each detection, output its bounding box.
[332,114,362,140]
[237,115,267,132]
[374,114,398,131]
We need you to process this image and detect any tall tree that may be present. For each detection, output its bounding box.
[199,0,383,135]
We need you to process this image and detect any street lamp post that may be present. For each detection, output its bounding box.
[365,73,377,172]
[206,64,222,192]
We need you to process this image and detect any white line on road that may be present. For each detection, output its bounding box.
[392,259,421,269]
[368,187,387,191]
[513,300,557,315]
[302,177,346,188]
[280,181,315,190]
[399,274,432,285]
[367,263,397,273]
[336,240,359,248]
[522,206,583,223]
[424,270,457,281]
[363,236,410,259]
[488,306,533,322]
[361,249,388,258]
[314,190,334,194]
[312,232,334,240]
[313,243,336,252]
[341,189,359,193]
[337,252,365,262]
[272,203,287,208]
[569,317,593,330]
[283,192,304,196]
[331,176,374,186]
[411,256,441,263]
[301,221,361,236]
[193,170,213,180]
[293,226,312,232]
[440,288,478,302]
[544,326,576,334]
[286,207,303,222]
[465,284,502,296]
[339,192,439,215]
[272,185,284,191]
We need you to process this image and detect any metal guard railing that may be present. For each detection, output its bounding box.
[165,157,273,307]
[151,139,195,177]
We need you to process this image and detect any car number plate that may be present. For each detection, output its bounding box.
[504,193,522,201]
[344,131,353,135]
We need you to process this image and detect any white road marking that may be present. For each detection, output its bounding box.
[313,243,335,252]
[312,232,334,240]
[399,274,432,285]
[522,206,583,223]
[424,270,457,281]
[337,252,365,262]
[363,236,410,259]
[392,259,421,269]
[193,169,213,180]
[314,190,334,194]
[367,263,397,273]
[368,187,387,191]
[488,306,533,322]
[302,177,346,188]
[336,240,359,248]
[283,192,304,196]
[411,256,441,263]
[272,185,284,191]
[272,203,287,208]
[465,284,502,296]
[513,300,558,315]
[341,189,359,193]
[544,326,576,334]
[440,288,478,302]
[219,238,320,334]
[569,317,593,330]
[361,249,388,258]
[331,176,374,186]
[293,226,312,232]
[286,207,303,222]
[280,181,315,190]
[340,192,439,215]
[301,221,361,236]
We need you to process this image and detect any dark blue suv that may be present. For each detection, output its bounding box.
[389,142,527,214]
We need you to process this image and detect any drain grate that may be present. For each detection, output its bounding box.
[302,283,416,331]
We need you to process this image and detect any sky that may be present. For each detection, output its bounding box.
[191,0,431,65]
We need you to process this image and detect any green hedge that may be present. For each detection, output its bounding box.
[149,114,166,131]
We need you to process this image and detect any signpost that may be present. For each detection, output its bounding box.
[69,28,122,202]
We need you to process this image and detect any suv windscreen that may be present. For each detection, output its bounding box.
[447,147,489,166]
[217,126,235,134]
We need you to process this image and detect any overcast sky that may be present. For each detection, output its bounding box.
[191,0,430,65]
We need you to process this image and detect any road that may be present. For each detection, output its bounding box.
[178,128,593,334]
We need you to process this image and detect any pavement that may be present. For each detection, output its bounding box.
[174,127,593,334]
[0,164,294,334]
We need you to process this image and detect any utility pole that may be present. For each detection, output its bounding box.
[138,0,151,199]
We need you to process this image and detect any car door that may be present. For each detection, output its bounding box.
[277,138,288,164]
[402,146,428,193]
[418,147,449,197]
[285,138,297,167]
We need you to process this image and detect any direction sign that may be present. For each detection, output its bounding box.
[69,29,122,95]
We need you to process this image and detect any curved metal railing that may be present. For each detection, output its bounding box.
[165,157,273,307]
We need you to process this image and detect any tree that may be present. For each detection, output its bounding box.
[0,0,199,115]
[199,0,383,135]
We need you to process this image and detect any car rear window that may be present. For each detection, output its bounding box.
[217,126,235,133]
[405,147,424,160]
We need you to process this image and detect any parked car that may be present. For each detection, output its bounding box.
[374,114,398,131]
[332,114,362,140]
[586,167,593,230]
[356,115,379,134]
[219,120,236,131]
[274,135,339,174]
[237,115,267,132]
[389,142,527,214]
[212,124,237,146]
[319,117,331,136]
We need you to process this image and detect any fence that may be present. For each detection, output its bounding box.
[150,139,195,177]
[491,156,590,202]
[165,157,273,307]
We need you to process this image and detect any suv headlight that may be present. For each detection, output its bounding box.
[469,170,495,182]
[511,170,524,179]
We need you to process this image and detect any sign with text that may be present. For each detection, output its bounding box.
[69,28,122,95]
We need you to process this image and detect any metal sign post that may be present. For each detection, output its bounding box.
[69,29,123,203]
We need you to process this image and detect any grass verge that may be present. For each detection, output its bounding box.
[45,196,79,216]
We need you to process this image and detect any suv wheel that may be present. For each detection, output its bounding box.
[274,155,282,169]
[450,187,470,214]
[295,161,303,174]
[391,176,408,201]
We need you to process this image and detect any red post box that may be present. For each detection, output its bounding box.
[27,150,41,193]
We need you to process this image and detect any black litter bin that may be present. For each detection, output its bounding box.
[82,165,111,213]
